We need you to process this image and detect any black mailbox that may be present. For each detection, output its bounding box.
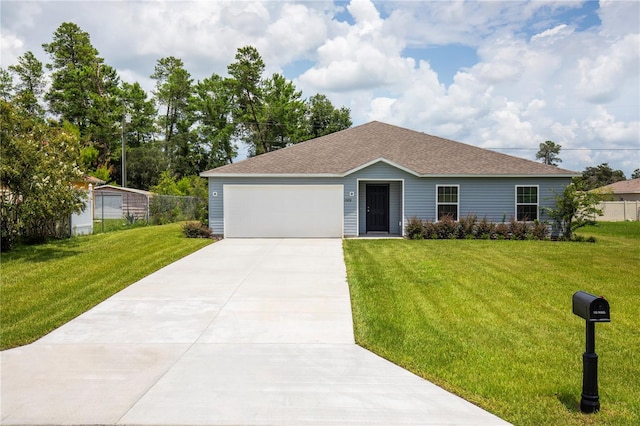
[572,290,611,413]
[573,291,610,322]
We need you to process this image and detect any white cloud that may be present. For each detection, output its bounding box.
[577,34,640,103]
[383,1,580,48]
[0,1,43,33]
[129,2,269,62]
[598,0,640,37]
[300,38,415,91]
[583,106,640,147]
[549,119,579,143]
[484,102,537,148]
[530,24,573,44]
[264,3,329,63]
[368,97,396,122]
[299,0,413,92]
[347,0,383,34]
[527,98,547,111]
[0,32,24,67]
[474,61,523,84]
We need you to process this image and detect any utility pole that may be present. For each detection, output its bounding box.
[121,101,130,187]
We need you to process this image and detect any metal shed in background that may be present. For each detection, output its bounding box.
[94,185,151,221]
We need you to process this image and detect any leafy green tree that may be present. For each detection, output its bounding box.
[228,47,311,155]
[535,140,562,166]
[151,56,195,176]
[543,182,603,240]
[150,170,182,196]
[149,171,208,223]
[0,100,86,250]
[150,172,207,201]
[228,46,268,155]
[83,64,121,162]
[303,93,352,140]
[8,51,46,117]
[192,74,237,168]
[0,68,13,101]
[43,22,121,173]
[110,82,158,187]
[125,141,168,190]
[42,22,100,128]
[120,82,156,148]
[227,46,352,156]
[632,169,640,179]
[171,125,201,178]
[79,145,100,173]
[573,163,627,190]
[93,166,112,183]
[259,73,306,151]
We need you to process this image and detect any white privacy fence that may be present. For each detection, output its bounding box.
[597,201,640,221]
[70,185,94,236]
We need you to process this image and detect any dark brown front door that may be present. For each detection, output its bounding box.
[366,184,389,232]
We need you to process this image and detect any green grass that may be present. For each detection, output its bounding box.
[344,222,639,426]
[93,218,149,234]
[0,223,213,349]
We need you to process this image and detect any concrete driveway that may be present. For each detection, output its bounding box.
[1,239,509,425]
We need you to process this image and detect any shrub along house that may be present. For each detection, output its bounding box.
[200,121,578,238]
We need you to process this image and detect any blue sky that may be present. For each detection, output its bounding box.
[1,0,638,176]
[403,45,478,87]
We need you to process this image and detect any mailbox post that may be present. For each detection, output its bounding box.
[572,291,610,413]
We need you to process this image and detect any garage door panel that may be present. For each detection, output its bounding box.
[224,185,343,238]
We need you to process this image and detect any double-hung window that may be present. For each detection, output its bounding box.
[516,186,538,221]
[437,185,459,220]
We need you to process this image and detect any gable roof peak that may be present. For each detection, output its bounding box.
[200,121,578,177]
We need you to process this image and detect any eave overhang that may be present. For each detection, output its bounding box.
[200,157,580,179]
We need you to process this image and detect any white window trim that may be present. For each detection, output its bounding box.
[515,185,539,221]
[436,184,460,221]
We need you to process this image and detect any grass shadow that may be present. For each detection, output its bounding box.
[557,391,581,412]
[2,239,84,263]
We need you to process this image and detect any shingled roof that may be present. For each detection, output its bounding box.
[200,121,578,177]
[594,178,640,194]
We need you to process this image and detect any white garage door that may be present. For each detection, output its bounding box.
[223,185,344,238]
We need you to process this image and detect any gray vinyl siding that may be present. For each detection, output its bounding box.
[404,177,571,223]
[347,162,571,231]
[208,161,571,237]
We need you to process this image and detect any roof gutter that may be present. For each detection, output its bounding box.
[199,172,342,178]
[199,158,580,179]
[416,173,581,178]
[200,172,580,179]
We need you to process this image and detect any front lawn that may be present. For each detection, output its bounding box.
[344,222,639,425]
[0,223,213,350]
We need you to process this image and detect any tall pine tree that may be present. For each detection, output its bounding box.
[151,56,195,177]
[8,51,45,117]
[43,22,121,174]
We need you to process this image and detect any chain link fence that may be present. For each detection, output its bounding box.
[94,192,204,233]
[149,194,201,225]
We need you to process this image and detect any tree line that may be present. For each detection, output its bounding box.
[535,140,636,190]
[0,22,351,251]
[1,22,352,190]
